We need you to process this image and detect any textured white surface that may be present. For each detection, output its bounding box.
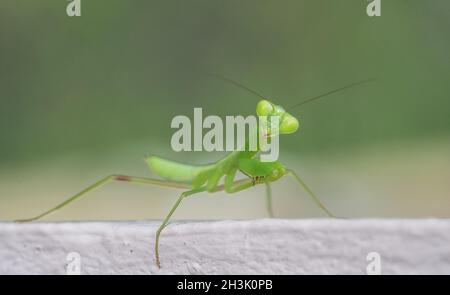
[0,219,449,275]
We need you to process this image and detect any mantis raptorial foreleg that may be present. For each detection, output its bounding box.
[224,167,274,217]
[15,174,191,222]
[286,169,336,218]
[225,159,274,218]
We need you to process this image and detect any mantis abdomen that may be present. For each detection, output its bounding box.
[146,156,215,184]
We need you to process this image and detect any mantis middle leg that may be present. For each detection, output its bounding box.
[265,182,274,218]
[156,178,256,268]
[286,169,337,218]
[154,187,206,268]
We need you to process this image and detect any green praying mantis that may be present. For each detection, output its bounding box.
[16,76,373,268]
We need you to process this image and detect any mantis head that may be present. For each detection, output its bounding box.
[256,99,299,135]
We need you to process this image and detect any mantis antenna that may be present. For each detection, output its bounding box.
[206,72,375,110]
[205,72,267,99]
[288,79,376,111]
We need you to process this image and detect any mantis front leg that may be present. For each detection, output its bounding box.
[224,167,274,217]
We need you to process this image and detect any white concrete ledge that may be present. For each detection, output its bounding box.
[0,219,449,275]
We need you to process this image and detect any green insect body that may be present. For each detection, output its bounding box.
[16,78,372,268]
[148,99,298,190]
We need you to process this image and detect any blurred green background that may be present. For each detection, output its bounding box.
[1,0,449,220]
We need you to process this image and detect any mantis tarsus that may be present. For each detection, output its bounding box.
[16,76,373,268]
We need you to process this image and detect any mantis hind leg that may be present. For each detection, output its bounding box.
[285,169,337,218]
[15,174,191,222]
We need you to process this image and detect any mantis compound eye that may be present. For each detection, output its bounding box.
[256,99,274,116]
[280,114,299,134]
